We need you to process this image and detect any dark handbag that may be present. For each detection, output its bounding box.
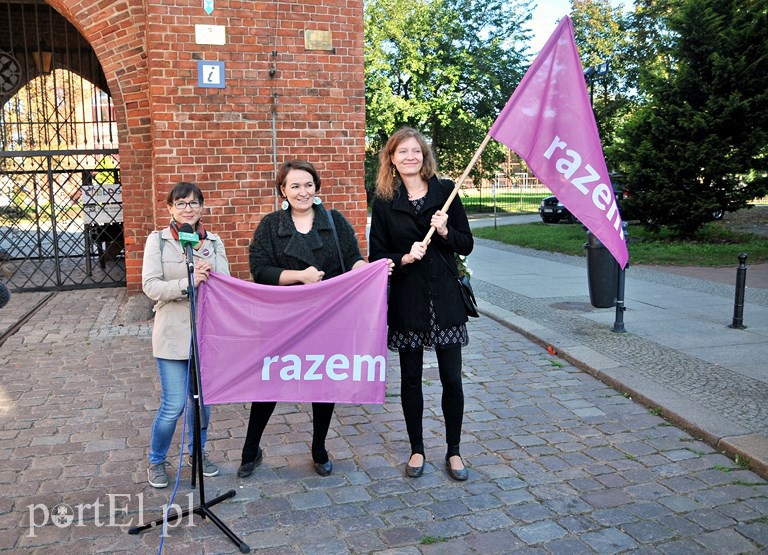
[436,250,479,318]
[458,274,479,318]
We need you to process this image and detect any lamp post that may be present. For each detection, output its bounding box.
[582,62,608,107]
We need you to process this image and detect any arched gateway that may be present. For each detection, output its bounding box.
[0,0,367,293]
[1,1,126,290]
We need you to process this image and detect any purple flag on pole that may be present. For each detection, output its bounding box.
[489,16,628,268]
[197,260,389,404]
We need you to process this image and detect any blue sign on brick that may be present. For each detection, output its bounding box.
[204,0,214,14]
[197,61,225,89]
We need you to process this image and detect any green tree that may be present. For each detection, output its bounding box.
[615,0,768,235]
[570,0,632,162]
[364,0,532,193]
[623,0,680,92]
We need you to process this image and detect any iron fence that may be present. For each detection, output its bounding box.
[0,149,124,291]
[458,172,550,214]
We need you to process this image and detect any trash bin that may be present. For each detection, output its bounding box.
[584,231,619,308]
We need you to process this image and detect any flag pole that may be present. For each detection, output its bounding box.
[423,133,493,243]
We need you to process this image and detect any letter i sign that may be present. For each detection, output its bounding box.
[197,61,225,89]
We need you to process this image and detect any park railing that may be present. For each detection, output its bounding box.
[458,172,550,215]
[456,172,768,216]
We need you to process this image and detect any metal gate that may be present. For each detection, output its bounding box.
[0,149,123,290]
[0,0,123,291]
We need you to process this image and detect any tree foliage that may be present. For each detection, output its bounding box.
[615,0,768,235]
[570,0,632,164]
[623,0,681,92]
[364,0,532,191]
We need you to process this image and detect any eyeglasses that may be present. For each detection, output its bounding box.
[173,201,201,210]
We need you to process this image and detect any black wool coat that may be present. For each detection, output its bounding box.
[369,176,474,332]
[249,205,364,285]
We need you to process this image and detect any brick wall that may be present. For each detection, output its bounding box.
[50,0,367,291]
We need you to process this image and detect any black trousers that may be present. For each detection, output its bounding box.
[241,401,335,464]
[399,344,464,458]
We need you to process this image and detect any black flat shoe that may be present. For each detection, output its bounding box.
[446,456,468,481]
[405,453,425,477]
[237,447,263,478]
[314,459,333,476]
[405,462,424,477]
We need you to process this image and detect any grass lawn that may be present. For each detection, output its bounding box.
[472,221,768,266]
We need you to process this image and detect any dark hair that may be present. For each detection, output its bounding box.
[166,182,204,205]
[276,160,321,196]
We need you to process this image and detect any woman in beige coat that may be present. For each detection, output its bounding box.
[142,182,229,488]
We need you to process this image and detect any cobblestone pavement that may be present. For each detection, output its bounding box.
[3,289,768,553]
[469,238,768,480]
[473,277,768,437]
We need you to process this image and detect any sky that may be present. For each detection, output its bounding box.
[528,0,627,54]
[528,0,571,53]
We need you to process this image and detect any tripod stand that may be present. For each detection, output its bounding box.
[129,231,249,553]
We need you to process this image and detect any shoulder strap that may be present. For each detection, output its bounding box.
[435,248,458,278]
[324,207,346,273]
[151,230,165,254]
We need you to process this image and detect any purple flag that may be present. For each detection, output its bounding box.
[197,260,389,404]
[489,16,628,268]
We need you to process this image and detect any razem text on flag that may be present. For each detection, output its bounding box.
[196,259,389,405]
[489,16,628,268]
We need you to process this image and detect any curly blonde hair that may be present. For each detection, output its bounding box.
[375,127,437,201]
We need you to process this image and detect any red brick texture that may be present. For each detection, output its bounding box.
[49,0,367,291]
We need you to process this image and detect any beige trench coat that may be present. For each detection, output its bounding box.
[142,228,230,360]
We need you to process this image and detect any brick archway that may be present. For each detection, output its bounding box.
[25,0,367,292]
[43,0,153,290]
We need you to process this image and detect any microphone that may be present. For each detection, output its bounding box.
[178,223,199,251]
[178,223,199,273]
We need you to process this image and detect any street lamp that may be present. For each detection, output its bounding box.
[583,62,609,107]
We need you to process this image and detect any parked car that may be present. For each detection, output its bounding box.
[539,178,625,224]
[538,196,576,224]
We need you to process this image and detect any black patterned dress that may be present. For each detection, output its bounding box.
[387,197,469,352]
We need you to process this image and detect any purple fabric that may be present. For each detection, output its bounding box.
[489,16,628,268]
[197,259,389,404]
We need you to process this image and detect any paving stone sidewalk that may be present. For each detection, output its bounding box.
[2,289,768,553]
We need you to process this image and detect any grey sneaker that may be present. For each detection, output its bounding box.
[188,454,219,477]
[148,461,171,488]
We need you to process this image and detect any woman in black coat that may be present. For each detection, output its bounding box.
[369,127,474,481]
[238,159,369,479]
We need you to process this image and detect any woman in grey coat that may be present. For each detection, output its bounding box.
[142,182,230,488]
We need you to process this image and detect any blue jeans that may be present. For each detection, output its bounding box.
[148,358,211,465]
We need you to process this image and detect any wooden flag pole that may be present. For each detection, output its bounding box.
[423,133,493,243]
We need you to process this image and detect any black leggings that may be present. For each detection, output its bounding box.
[241,401,335,464]
[399,345,464,459]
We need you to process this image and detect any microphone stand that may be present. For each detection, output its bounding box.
[129,239,249,553]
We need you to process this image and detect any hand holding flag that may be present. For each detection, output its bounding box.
[489,16,627,268]
[424,17,627,268]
